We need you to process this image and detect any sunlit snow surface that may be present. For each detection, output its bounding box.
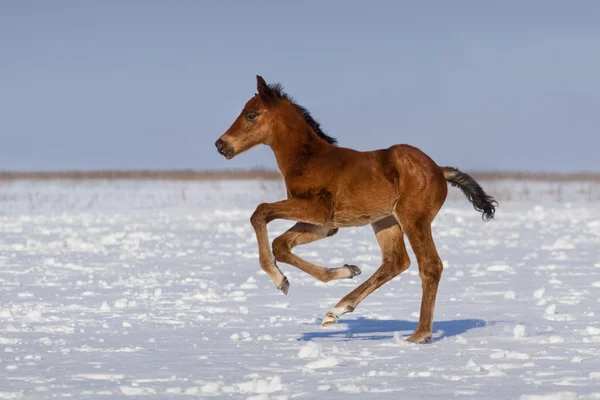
[1,180,599,399]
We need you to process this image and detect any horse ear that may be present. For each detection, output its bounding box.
[256,75,274,100]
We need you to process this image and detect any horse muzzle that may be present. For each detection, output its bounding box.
[215,138,235,159]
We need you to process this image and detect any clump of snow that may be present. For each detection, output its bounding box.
[466,359,482,372]
[408,371,432,378]
[585,326,600,335]
[506,351,530,360]
[73,374,125,381]
[513,325,527,338]
[200,382,220,393]
[487,264,512,272]
[119,386,157,396]
[548,336,565,344]
[0,392,24,399]
[455,335,468,344]
[337,384,363,393]
[545,304,557,315]
[304,357,342,370]
[298,342,321,359]
[265,302,290,309]
[235,376,282,394]
[589,372,600,380]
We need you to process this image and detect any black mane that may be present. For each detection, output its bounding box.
[268,83,338,146]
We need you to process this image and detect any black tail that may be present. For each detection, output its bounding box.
[441,166,497,221]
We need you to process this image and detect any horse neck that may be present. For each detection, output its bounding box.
[268,120,331,177]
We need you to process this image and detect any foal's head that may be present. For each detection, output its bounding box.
[215,75,336,159]
[215,76,286,159]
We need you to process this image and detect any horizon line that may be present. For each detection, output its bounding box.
[2,168,600,182]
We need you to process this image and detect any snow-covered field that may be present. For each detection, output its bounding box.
[1,180,599,399]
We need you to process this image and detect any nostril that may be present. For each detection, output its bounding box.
[215,139,226,150]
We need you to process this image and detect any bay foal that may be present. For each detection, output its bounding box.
[215,76,497,343]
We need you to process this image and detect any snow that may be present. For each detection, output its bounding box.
[513,324,527,338]
[521,393,579,400]
[304,356,343,370]
[297,341,321,359]
[1,179,600,398]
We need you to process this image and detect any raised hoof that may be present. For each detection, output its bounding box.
[321,312,338,327]
[344,264,361,278]
[406,331,432,344]
[277,276,290,295]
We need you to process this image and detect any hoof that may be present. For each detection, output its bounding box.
[344,264,361,278]
[321,312,338,327]
[277,276,290,295]
[406,331,432,344]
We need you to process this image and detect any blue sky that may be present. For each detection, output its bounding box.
[1,1,599,172]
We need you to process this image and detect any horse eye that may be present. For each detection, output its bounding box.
[246,113,257,121]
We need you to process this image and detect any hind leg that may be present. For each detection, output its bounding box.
[395,209,444,343]
[272,223,361,282]
[322,216,410,326]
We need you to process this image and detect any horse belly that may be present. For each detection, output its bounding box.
[332,191,394,228]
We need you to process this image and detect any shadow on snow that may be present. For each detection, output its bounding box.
[299,317,490,342]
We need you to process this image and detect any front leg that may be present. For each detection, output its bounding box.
[250,196,334,294]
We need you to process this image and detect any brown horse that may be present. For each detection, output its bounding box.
[215,76,497,343]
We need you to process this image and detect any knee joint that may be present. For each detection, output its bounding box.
[419,261,443,282]
[398,257,411,274]
[385,253,411,275]
[272,237,289,262]
[250,203,268,228]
